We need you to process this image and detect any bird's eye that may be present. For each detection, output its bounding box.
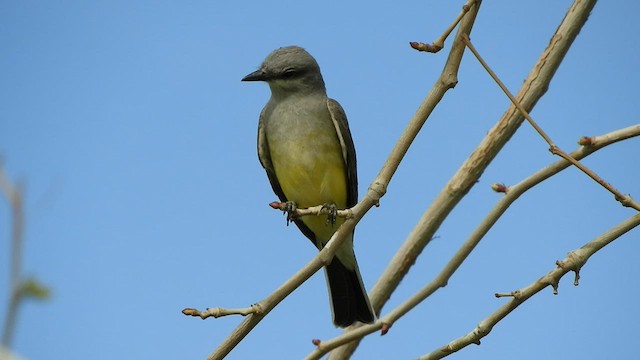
[281,68,298,78]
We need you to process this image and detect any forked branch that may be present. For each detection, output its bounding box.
[308,125,640,359]
[417,213,640,360]
[330,0,597,358]
[461,34,640,211]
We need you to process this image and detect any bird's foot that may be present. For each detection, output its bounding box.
[283,201,297,226]
[322,203,338,226]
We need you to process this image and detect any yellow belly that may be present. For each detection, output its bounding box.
[271,136,348,243]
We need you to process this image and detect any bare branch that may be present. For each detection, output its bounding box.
[268,201,353,221]
[417,213,640,360]
[461,34,640,211]
[369,0,595,333]
[200,3,484,359]
[410,0,478,53]
[0,164,24,348]
[182,305,260,319]
[326,3,483,358]
[200,1,609,358]
[204,197,372,359]
[330,0,596,357]
[306,124,640,359]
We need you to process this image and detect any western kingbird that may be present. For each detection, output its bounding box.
[242,46,374,327]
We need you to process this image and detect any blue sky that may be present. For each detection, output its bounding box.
[1,1,639,359]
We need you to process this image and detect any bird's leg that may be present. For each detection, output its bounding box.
[283,201,297,226]
[321,203,338,226]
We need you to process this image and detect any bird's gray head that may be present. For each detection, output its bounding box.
[241,46,326,97]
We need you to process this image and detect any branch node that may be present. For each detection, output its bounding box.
[182,308,199,316]
[475,321,490,337]
[411,0,477,54]
[578,136,595,146]
[617,194,636,208]
[380,322,392,336]
[312,338,321,346]
[182,304,260,320]
[494,290,521,299]
[491,183,509,193]
[268,201,284,210]
[573,268,581,286]
[558,251,587,272]
[439,344,455,355]
[250,303,263,315]
[367,181,387,203]
[409,41,443,53]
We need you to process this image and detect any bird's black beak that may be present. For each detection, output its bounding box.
[241,69,267,82]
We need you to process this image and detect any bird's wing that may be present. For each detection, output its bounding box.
[257,107,288,203]
[258,105,319,245]
[327,98,358,207]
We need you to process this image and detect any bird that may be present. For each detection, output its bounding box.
[242,46,375,327]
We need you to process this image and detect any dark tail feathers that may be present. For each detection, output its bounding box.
[325,258,375,327]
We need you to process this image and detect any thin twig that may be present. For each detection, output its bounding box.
[410,0,478,53]
[307,125,640,359]
[460,34,554,145]
[380,126,640,327]
[330,1,596,358]
[182,305,260,319]
[205,198,371,359]
[268,201,353,220]
[417,213,640,360]
[0,165,24,347]
[461,34,640,212]
[326,3,483,359]
[203,3,483,359]
[205,1,477,356]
